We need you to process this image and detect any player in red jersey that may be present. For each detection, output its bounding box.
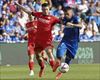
[15,1,60,77]
[15,1,48,77]
[25,15,37,76]
[32,4,60,77]
[25,15,48,76]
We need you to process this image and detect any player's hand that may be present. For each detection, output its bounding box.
[14,1,18,5]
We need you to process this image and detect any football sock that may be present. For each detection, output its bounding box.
[28,61,34,70]
[65,57,71,64]
[49,59,55,68]
[40,61,45,69]
[39,61,45,77]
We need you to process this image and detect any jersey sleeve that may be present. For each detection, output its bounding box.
[26,21,37,30]
[52,17,60,26]
[54,17,60,23]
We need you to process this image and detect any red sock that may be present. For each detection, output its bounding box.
[53,60,61,72]
[40,61,45,69]
[28,61,34,70]
[49,59,55,68]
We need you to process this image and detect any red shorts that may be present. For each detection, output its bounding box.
[27,43,35,56]
[34,40,53,52]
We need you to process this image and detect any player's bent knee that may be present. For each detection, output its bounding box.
[29,55,34,60]
[36,54,42,60]
[47,49,52,54]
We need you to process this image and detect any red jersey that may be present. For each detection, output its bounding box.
[32,12,60,42]
[26,21,37,44]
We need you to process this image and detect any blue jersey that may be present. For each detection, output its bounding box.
[62,16,80,42]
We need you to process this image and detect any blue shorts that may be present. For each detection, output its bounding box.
[56,40,78,59]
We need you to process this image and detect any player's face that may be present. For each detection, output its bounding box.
[65,9,73,19]
[42,6,49,15]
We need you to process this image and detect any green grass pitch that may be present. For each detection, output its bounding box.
[0,64,100,80]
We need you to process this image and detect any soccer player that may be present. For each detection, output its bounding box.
[25,17,48,76]
[15,1,60,77]
[16,1,48,77]
[53,7,82,80]
[31,3,60,77]
[25,15,37,76]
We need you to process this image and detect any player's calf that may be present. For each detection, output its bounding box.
[36,53,45,77]
[47,48,55,69]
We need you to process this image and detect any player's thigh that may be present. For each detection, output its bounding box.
[36,51,44,62]
[29,54,34,60]
[27,43,35,56]
[56,42,67,58]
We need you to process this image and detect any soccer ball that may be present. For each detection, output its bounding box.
[59,63,69,73]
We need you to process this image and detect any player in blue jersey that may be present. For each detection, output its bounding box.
[53,7,82,80]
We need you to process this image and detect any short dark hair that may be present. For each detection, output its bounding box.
[42,3,49,7]
[64,6,72,12]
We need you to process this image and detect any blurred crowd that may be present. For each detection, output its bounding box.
[0,0,100,43]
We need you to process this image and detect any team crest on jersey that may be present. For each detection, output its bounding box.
[47,17,51,19]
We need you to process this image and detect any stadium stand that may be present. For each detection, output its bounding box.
[0,0,100,43]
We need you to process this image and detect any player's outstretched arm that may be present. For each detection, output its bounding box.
[73,22,82,28]
[15,1,32,15]
[66,22,82,28]
[46,0,52,8]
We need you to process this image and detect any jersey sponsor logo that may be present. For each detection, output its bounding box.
[38,18,50,24]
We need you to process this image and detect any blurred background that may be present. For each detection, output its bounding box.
[0,0,100,80]
[0,0,100,43]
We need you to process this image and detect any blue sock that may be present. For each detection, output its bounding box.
[65,57,71,65]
